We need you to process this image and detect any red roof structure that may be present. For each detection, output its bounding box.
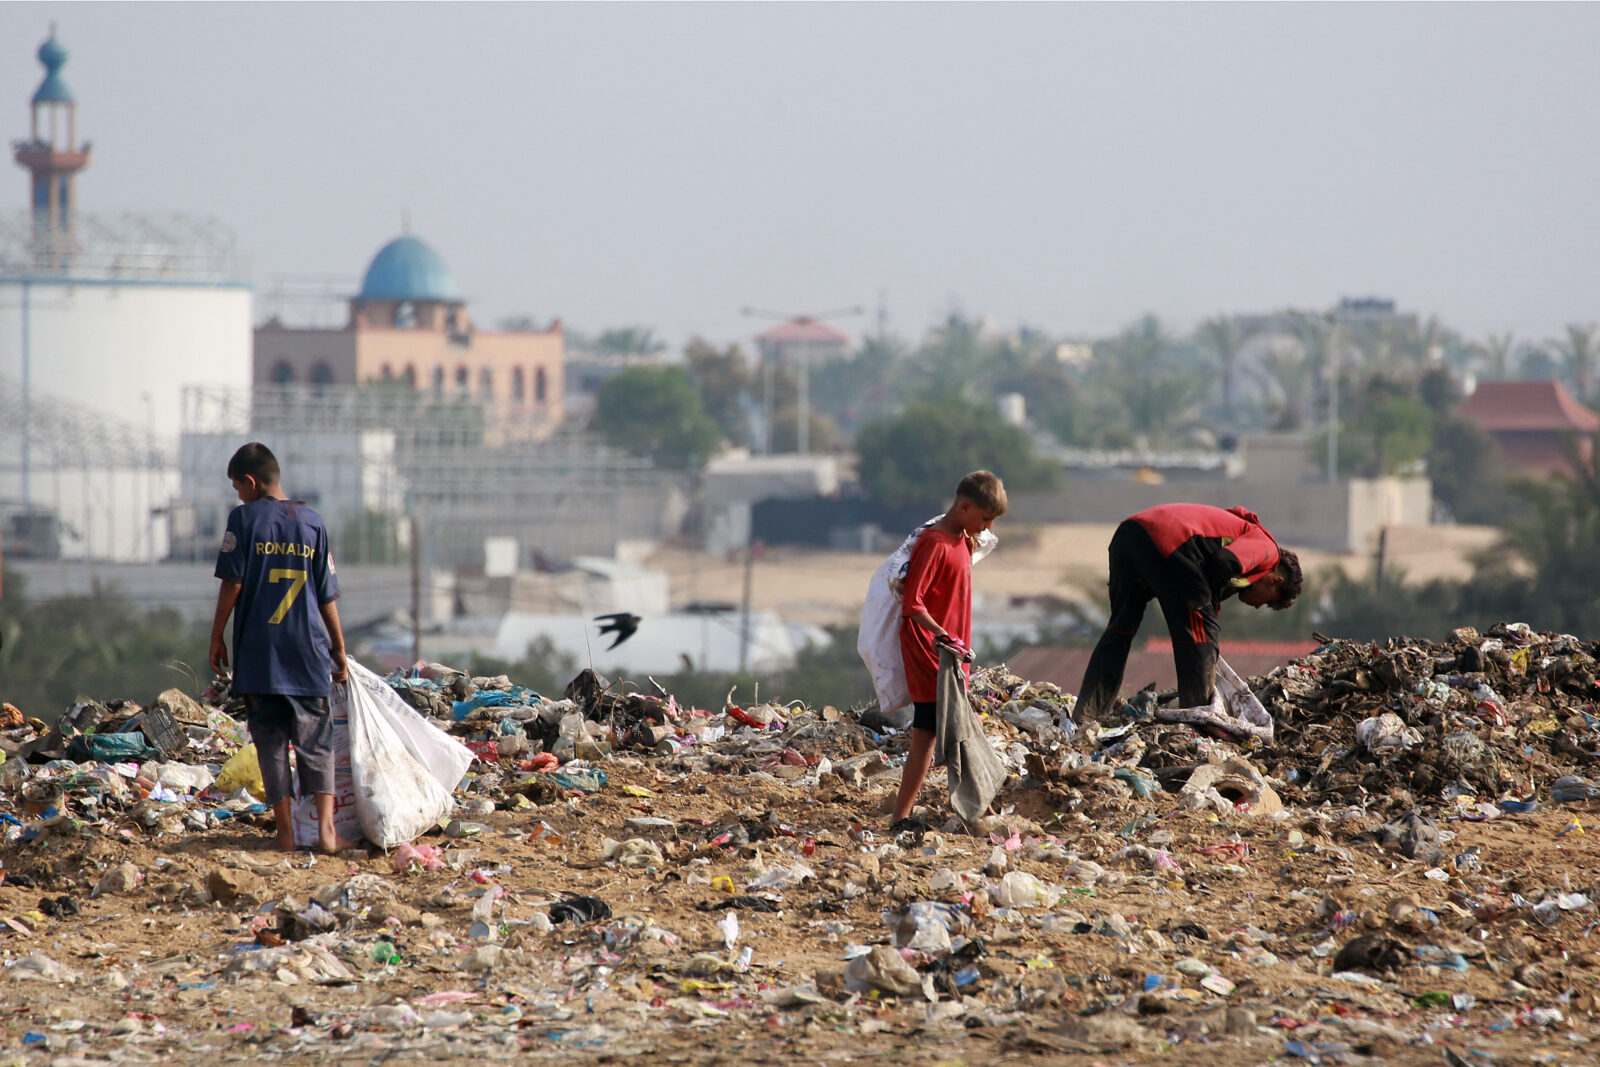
[755,318,852,345]
[1457,381,1599,433]
[1009,637,1318,699]
[1456,380,1598,477]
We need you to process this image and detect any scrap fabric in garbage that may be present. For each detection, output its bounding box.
[4,622,1600,1065]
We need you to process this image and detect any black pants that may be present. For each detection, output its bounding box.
[1077,520,1219,719]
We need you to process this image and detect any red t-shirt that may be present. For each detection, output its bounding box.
[899,527,972,703]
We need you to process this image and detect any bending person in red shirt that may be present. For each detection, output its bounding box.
[890,470,1007,824]
[1076,503,1302,720]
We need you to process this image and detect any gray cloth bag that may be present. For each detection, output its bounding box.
[934,645,1007,822]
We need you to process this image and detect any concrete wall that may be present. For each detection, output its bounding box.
[8,559,414,629]
[1009,476,1432,553]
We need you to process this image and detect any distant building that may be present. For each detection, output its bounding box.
[254,234,564,436]
[755,317,851,367]
[1,26,252,561]
[1456,380,1599,478]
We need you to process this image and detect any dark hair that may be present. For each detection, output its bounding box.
[955,470,1008,515]
[227,442,280,485]
[1272,549,1303,610]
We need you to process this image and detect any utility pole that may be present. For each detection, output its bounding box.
[409,515,422,666]
[1373,525,1388,592]
[1327,313,1341,483]
[737,538,756,673]
[740,305,863,455]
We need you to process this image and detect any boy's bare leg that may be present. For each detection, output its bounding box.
[891,727,937,823]
[314,793,359,853]
[270,798,297,852]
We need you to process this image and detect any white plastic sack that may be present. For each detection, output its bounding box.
[345,659,474,848]
[857,515,998,716]
[1153,656,1274,743]
[291,692,361,849]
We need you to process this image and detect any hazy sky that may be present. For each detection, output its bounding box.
[4,2,1598,350]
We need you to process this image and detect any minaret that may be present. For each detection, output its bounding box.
[13,24,91,235]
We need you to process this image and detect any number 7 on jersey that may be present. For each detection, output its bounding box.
[267,568,308,624]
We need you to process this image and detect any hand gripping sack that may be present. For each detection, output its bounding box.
[345,659,474,848]
[856,515,998,716]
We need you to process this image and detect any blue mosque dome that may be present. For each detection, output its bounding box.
[358,235,459,302]
[33,27,73,105]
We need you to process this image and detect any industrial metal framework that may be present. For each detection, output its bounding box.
[0,210,247,284]
[181,384,679,569]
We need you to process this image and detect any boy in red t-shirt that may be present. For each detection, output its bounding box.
[891,470,1008,824]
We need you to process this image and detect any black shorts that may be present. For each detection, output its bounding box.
[911,701,937,733]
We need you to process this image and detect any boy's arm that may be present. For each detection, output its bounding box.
[319,600,348,684]
[904,607,947,639]
[209,580,242,675]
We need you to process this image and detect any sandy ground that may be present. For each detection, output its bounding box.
[3,751,1597,1066]
[645,523,1505,628]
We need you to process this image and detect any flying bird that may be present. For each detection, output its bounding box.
[594,612,641,650]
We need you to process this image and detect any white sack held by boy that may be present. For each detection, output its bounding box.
[857,515,997,726]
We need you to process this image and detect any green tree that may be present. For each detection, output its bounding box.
[0,575,212,721]
[685,338,755,445]
[595,328,667,356]
[595,365,723,470]
[1195,314,1253,425]
[1086,316,1209,448]
[855,390,1059,509]
[1496,442,1600,633]
[808,334,906,434]
[1553,323,1599,404]
[1428,417,1511,524]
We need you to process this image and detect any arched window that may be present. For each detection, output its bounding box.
[512,367,525,403]
[535,366,547,402]
[402,364,417,386]
[479,367,494,399]
[310,361,334,385]
[380,364,394,382]
[395,301,417,328]
[431,365,445,394]
[271,361,295,384]
[455,366,469,392]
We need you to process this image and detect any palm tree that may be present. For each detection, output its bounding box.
[1195,314,1253,425]
[1552,323,1599,404]
[1482,332,1519,380]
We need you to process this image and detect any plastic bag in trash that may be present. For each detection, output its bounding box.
[844,944,928,998]
[215,744,265,798]
[990,871,1061,908]
[1153,657,1274,743]
[65,733,159,764]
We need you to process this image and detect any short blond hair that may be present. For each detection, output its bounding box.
[955,470,1007,515]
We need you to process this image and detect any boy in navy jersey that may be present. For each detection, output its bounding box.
[209,442,353,853]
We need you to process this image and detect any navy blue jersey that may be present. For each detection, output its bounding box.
[214,498,340,697]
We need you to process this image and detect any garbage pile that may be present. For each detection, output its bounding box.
[1,626,1599,1064]
[1249,623,1600,815]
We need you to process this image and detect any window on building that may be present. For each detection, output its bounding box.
[480,367,494,399]
[310,361,334,386]
[535,366,547,402]
[431,365,445,394]
[380,364,393,382]
[402,364,417,386]
[512,367,525,402]
[456,366,469,391]
[395,301,417,328]
[271,361,295,384]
